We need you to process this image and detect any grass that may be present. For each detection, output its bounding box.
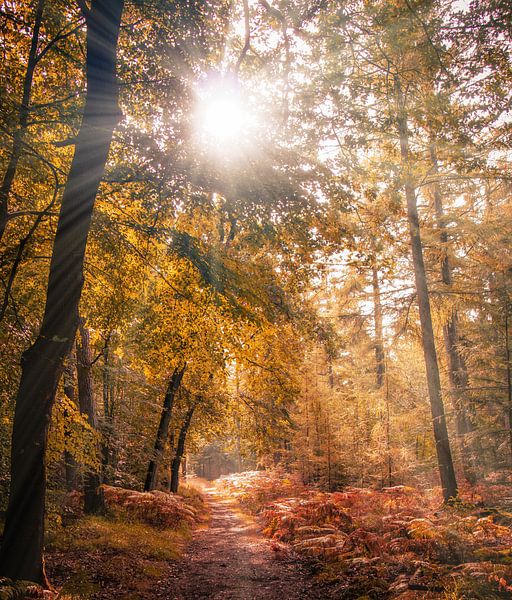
[48,515,190,561]
[45,484,208,598]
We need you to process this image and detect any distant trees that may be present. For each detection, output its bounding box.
[272,0,512,498]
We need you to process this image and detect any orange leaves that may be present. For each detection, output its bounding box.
[220,470,512,597]
[293,533,349,558]
[101,484,204,529]
[406,518,441,540]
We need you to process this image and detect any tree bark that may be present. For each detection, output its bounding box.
[0,0,44,241]
[170,406,195,494]
[144,366,186,492]
[0,0,124,583]
[76,319,104,514]
[395,75,458,503]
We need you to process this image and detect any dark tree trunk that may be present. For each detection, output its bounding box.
[0,0,44,241]
[76,319,104,514]
[144,366,186,492]
[0,0,124,583]
[430,141,477,483]
[170,406,195,494]
[101,335,116,484]
[395,75,458,503]
[63,354,79,491]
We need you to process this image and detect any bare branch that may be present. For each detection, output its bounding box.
[235,0,251,74]
[7,210,58,222]
[35,22,83,66]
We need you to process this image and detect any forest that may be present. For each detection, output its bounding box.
[0,0,511,598]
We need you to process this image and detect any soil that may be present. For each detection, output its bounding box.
[167,484,328,599]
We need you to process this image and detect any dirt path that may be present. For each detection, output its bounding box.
[167,485,328,599]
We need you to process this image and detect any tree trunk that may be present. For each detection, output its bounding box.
[101,335,116,484]
[170,406,195,494]
[430,141,477,483]
[76,319,104,515]
[395,75,458,503]
[235,362,242,471]
[504,290,512,466]
[372,265,385,388]
[0,0,124,583]
[385,358,392,487]
[144,366,186,492]
[63,354,78,491]
[0,0,44,241]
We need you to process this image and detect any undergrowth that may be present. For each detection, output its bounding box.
[44,483,207,599]
[220,470,512,599]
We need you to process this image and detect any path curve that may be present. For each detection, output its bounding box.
[168,485,327,599]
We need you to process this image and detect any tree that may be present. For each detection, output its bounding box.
[0,0,45,242]
[144,365,186,492]
[395,72,458,501]
[0,0,124,582]
[76,318,104,514]
[170,404,196,493]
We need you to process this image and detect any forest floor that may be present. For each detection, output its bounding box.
[166,482,328,599]
[46,480,329,600]
[44,473,512,599]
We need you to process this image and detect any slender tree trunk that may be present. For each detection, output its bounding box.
[395,75,458,503]
[0,1,124,583]
[76,319,104,514]
[0,0,44,241]
[326,412,332,491]
[373,266,392,486]
[504,289,512,465]
[304,380,310,484]
[101,335,115,484]
[372,266,385,389]
[235,362,242,471]
[167,431,175,488]
[144,366,186,492]
[430,141,476,482]
[170,406,195,494]
[385,356,392,487]
[63,353,78,491]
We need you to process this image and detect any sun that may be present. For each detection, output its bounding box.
[201,97,249,142]
[194,77,257,150]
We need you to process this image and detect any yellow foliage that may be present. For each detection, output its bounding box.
[47,393,101,470]
[407,518,442,540]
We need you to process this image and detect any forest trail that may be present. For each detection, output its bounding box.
[168,483,327,600]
